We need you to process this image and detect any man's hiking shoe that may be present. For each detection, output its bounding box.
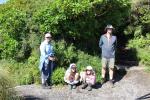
[41,82,47,89]
[48,85,52,89]
[41,84,46,89]
[109,79,114,88]
[101,78,106,85]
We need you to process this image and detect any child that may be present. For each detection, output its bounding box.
[64,63,80,89]
[80,66,96,91]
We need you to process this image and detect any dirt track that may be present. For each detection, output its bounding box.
[15,66,150,100]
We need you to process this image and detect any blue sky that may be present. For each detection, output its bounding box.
[0,0,6,4]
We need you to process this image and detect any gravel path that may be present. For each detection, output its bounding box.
[15,66,150,100]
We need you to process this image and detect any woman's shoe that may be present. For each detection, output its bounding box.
[69,85,73,90]
[72,85,76,89]
[82,83,88,89]
[88,86,92,91]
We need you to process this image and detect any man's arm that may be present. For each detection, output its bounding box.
[99,36,103,48]
[115,36,117,49]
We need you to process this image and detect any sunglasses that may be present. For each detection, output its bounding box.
[46,37,52,38]
[71,67,76,69]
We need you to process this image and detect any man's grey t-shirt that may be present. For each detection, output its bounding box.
[99,34,117,59]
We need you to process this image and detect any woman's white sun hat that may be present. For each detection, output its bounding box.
[86,66,93,70]
[45,33,51,38]
[70,63,76,68]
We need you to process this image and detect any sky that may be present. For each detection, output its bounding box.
[0,0,6,4]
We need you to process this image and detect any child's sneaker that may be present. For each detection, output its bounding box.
[87,86,92,91]
[72,85,76,89]
[69,84,73,90]
[82,83,88,89]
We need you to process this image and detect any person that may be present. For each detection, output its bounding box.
[39,32,56,89]
[99,25,117,86]
[80,66,96,91]
[64,63,80,90]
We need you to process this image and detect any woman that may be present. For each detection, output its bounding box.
[64,63,80,90]
[39,32,55,89]
[80,66,96,91]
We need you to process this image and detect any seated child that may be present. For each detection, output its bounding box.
[80,66,96,91]
[64,63,80,89]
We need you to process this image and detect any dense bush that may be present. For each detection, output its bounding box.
[0,40,102,85]
[0,0,131,60]
[0,69,19,100]
[53,40,77,68]
[77,50,102,82]
[53,40,102,83]
[1,0,150,86]
[0,33,18,59]
[125,0,150,67]
[0,48,40,85]
[128,34,150,66]
[52,67,65,85]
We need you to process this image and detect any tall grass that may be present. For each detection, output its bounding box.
[0,69,19,100]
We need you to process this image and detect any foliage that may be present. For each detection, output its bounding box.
[0,39,102,85]
[0,48,40,85]
[128,34,150,66]
[0,0,131,61]
[52,67,65,85]
[35,0,130,40]
[0,9,30,60]
[0,33,18,59]
[0,69,19,100]
[125,0,150,67]
[77,50,102,82]
[49,40,102,84]
[53,40,77,68]
[124,0,150,37]
[2,0,150,86]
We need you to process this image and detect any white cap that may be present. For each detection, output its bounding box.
[86,66,93,70]
[45,33,51,38]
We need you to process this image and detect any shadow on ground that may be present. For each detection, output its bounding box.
[114,68,127,84]
[116,48,139,68]
[22,95,42,100]
[93,67,127,89]
[136,93,150,100]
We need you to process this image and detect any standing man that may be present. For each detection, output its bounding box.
[99,25,117,86]
[39,32,56,89]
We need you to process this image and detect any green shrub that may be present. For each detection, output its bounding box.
[0,33,19,59]
[0,55,40,85]
[128,34,150,67]
[0,69,19,100]
[52,67,65,85]
[18,49,40,85]
[138,48,150,66]
[0,40,102,85]
[53,40,77,68]
[77,50,102,82]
